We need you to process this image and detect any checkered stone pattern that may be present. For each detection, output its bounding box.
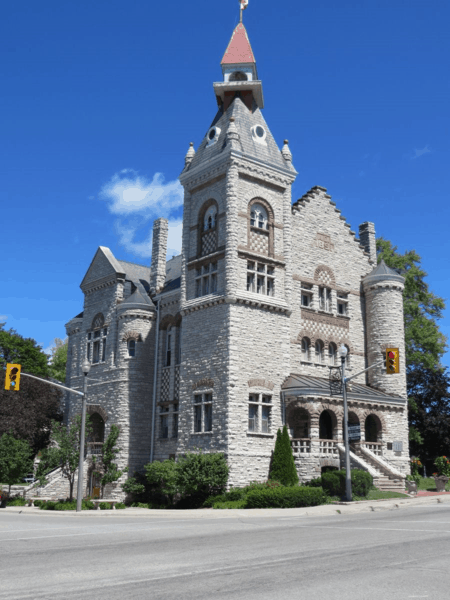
[317,270,332,285]
[174,365,180,401]
[249,229,269,255]
[301,317,348,345]
[201,230,216,256]
[161,367,170,402]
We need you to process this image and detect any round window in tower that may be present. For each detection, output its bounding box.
[206,126,221,147]
[250,124,267,145]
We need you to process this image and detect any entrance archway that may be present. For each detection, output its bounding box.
[319,410,335,439]
[365,414,381,442]
[286,406,310,438]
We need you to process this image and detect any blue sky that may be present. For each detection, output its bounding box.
[1,0,449,364]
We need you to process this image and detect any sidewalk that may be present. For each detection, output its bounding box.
[2,492,450,519]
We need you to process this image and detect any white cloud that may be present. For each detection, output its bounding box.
[0,315,8,321]
[412,145,431,160]
[100,169,184,259]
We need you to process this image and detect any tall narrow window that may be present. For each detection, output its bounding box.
[328,342,337,366]
[315,340,324,364]
[193,393,213,433]
[173,404,179,438]
[128,339,136,357]
[195,262,218,297]
[319,287,331,312]
[250,204,268,230]
[87,320,107,365]
[166,327,172,367]
[301,338,310,362]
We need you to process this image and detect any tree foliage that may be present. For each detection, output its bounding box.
[0,324,49,378]
[47,337,68,383]
[96,424,127,498]
[49,417,92,501]
[0,325,63,454]
[269,426,299,486]
[0,432,33,493]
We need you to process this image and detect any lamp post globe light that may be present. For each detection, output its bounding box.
[339,345,352,502]
[76,360,91,512]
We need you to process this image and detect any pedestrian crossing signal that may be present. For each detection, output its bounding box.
[385,349,399,374]
[5,363,21,391]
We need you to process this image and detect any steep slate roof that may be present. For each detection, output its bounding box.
[119,288,154,310]
[282,373,405,405]
[363,259,405,286]
[187,96,296,175]
[221,23,255,64]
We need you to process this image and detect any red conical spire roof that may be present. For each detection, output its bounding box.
[221,23,255,65]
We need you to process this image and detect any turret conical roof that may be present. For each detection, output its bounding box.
[221,23,255,65]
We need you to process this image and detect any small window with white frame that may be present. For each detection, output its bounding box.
[250,203,268,230]
[248,394,272,433]
[301,282,313,308]
[195,262,217,298]
[246,261,274,296]
[193,393,213,433]
[337,292,348,316]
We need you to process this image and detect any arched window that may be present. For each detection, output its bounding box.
[199,201,218,257]
[203,205,217,231]
[128,339,136,358]
[328,343,337,366]
[315,340,324,364]
[301,337,310,362]
[250,203,268,230]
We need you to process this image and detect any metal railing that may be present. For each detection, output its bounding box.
[87,442,103,456]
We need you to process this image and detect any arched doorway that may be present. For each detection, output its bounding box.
[319,410,335,439]
[365,414,381,442]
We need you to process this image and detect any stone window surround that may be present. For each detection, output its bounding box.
[247,197,275,257]
[86,315,108,365]
[197,199,219,258]
[300,337,350,368]
[246,260,275,296]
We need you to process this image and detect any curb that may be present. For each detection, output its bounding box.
[1,494,450,518]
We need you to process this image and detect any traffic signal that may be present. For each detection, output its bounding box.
[385,348,399,374]
[5,363,21,391]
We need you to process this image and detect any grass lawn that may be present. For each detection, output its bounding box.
[418,477,450,492]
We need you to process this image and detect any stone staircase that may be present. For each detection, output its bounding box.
[351,443,406,493]
[337,443,405,493]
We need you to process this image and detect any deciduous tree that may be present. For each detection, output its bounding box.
[0,432,33,493]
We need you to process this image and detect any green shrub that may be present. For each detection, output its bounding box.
[321,471,345,497]
[82,499,95,510]
[245,486,326,509]
[122,472,150,504]
[33,499,43,507]
[269,427,299,486]
[54,501,76,511]
[145,459,178,506]
[6,497,27,506]
[115,502,126,509]
[351,469,373,497]
[131,501,151,508]
[99,502,110,510]
[175,451,229,508]
[305,477,323,488]
[225,487,246,501]
[244,480,281,493]
[41,501,57,510]
[203,493,227,507]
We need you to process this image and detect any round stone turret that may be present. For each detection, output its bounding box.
[362,260,406,398]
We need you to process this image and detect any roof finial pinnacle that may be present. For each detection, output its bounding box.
[239,0,248,23]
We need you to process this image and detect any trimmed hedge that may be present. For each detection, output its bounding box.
[319,469,373,498]
[245,486,327,509]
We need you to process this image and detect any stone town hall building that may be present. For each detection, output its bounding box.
[62,19,410,497]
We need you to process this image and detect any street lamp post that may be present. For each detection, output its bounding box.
[339,345,352,502]
[76,360,91,512]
